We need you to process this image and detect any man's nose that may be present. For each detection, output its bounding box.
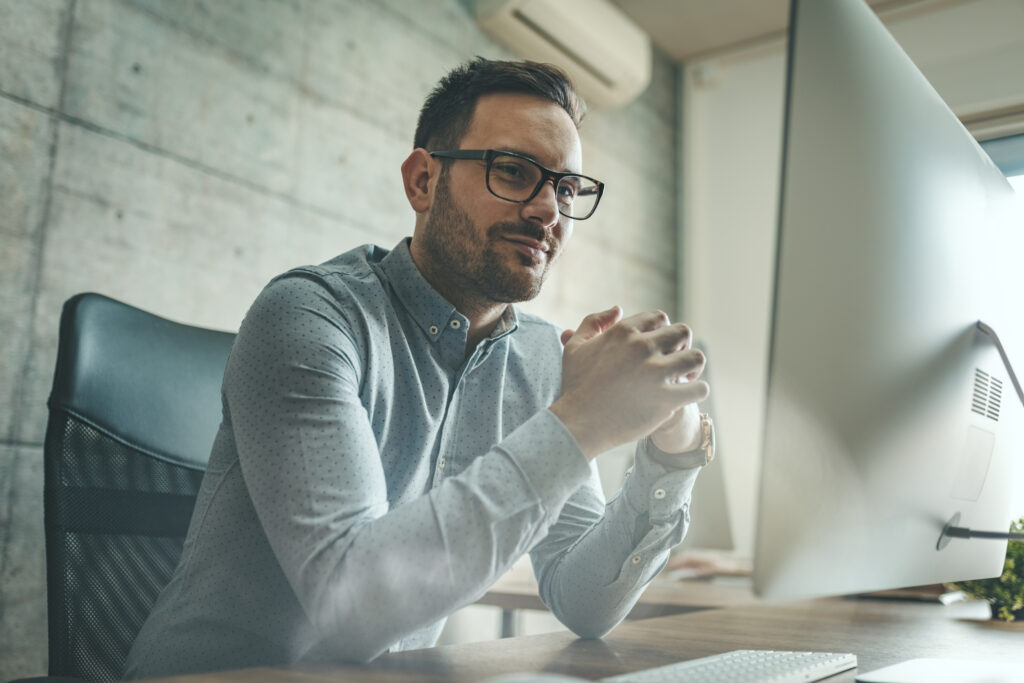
[520,180,561,229]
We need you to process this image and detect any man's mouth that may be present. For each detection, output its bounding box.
[501,234,550,261]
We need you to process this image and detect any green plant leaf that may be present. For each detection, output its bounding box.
[946,517,1024,622]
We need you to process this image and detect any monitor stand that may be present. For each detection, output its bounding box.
[935,321,1024,549]
[857,657,1022,683]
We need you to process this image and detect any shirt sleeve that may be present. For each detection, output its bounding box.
[226,275,594,663]
[529,432,702,638]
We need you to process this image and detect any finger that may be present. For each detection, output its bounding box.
[568,306,622,344]
[658,348,706,381]
[664,379,710,404]
[620,309,671,333]
[647,322,693,354]
[560,328,575,345]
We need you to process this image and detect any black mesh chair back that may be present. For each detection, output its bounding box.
[43,293,235,681]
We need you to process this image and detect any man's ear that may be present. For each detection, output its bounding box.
[402,148,435,214]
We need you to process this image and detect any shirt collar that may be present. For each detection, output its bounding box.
[492,305,518,340]
[378,239,519,343]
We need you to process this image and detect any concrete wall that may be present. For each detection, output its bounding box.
[0,1,680,677]
[681,0,1024,558]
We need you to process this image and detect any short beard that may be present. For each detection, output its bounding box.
[421,169,557,305]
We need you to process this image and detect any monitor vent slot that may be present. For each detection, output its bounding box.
[972,369,1002,422]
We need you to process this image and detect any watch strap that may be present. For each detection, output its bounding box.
[646,412,715,469]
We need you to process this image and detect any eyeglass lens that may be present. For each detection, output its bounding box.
[487,153,599,219]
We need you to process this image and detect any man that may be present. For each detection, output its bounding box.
[124,58,712,678]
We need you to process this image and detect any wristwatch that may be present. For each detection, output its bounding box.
[649,412,716,468]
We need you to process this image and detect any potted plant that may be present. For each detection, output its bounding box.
[948,517,1024,622]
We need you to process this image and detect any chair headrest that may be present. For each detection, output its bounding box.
[49,293,237,470]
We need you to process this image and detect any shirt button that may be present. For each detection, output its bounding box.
[449,319,461,329]
[654,488,666,500]
[631,555,643,564]
[438,457,446,469]
[428,325,439,335]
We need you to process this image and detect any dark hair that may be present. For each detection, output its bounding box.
[413,57,586,151]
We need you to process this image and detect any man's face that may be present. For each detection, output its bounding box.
[419,93,583,304]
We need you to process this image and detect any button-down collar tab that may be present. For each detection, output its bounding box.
[378,239,458,343]
[489,306,519,340]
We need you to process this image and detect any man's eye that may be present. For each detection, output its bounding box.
[494,162,526,178]
[557,178,581,198]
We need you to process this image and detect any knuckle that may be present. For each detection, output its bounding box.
[609,323,631,341]
[626,332,649,354]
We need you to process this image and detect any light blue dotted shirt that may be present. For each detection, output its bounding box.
[124,239,700,678]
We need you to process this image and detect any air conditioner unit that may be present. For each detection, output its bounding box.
[474,0,652,109]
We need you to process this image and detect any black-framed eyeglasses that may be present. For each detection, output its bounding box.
[429,149,605,220]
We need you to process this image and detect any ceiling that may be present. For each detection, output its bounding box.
[609,0,893,62]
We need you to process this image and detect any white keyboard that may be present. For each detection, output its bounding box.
[601,649,858,683]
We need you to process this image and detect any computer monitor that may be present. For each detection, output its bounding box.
[753,0,1024,599]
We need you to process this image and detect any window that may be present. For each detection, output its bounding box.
[981,134,1024,217]
[980,134,1024,523]
[982,133,1024,175]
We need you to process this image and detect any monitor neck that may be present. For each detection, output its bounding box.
[936,321,1024,549]
[976,321,1024,408]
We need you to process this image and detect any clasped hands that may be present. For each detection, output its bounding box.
[550,306,709,467]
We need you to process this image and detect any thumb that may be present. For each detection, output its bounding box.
[568,306,622,344]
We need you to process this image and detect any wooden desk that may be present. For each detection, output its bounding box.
[144,596,1023,682]
[478,566,756,635]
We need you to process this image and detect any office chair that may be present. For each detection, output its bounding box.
[14,293,235,682]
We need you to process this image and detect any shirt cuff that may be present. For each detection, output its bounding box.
[621,439,701,521]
